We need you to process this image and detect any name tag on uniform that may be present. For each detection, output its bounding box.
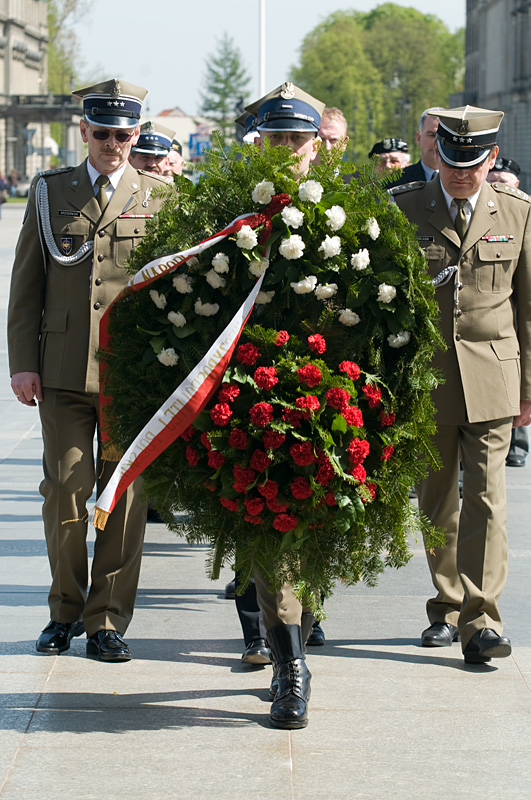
[60,237,73,255]
[58,210,81,217]
[480,235,514,242]
[417,236,435,242]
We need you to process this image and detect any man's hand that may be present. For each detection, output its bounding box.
[11,372,43,407]
[513,399,531,428]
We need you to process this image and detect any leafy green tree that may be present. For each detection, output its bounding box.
[291,4,464,165]
[200,32,251,143]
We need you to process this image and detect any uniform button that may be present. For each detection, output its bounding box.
[95,278,102,286]
[455,333,462,341]
[42,322,47,329]
[93,302,101,310]
[456,309,463,317]
[99,230,105,238]
[134,227,140,234]
[97,254,104,262]
[496,252,501,258]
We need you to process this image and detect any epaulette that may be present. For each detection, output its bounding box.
[388,181,425,196]
[137,170,172,185]
[38,166,75,177]
[490,182,530,203]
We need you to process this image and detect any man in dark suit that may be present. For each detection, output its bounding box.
[392,106,531,664]
[388,107,441,188]
[8,79,169,662]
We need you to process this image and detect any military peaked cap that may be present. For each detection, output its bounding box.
[244,82,325,134]
[72,78,147,128]
[368,138,409,158]
[434,105,504,169]
[131,121,175,155]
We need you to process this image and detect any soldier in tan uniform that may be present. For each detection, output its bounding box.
[393,106,531,663]
[8,79,169,662]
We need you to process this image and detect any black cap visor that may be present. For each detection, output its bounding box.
[85,111,140,129]
[257,115,318,133]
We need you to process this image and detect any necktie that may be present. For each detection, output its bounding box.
[95,174,110,212]
[454,197,468,241]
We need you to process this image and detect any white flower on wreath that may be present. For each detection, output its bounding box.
[252,180,275,205]
[351,248,370,271]
[338,308,361,326]
[205,269,226,289]
[236,224,258,250]
[211,252,230,273]
[388,330,411,348]
[149,289,167,309]
[315,283,338,301]
[318,235,341,259]
[186,256,201,270]
[256,290,275,305]
[249,256,269,277]
[290,275,318,294]
[281,205,305,229]
[195,298,219,316]
[325,205,346,232]
[157,347,179,367]
[279,234,305,260]
[298,180,323,204]
[377,283,397,303]
[173,274,194,294]
[363,217,380,240]
[167,311,186,328]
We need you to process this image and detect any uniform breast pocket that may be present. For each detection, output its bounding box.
[475,242,518,293]
[115,218,147,263]
[50,216,92,259]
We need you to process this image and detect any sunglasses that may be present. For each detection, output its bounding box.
[88,127,135,143]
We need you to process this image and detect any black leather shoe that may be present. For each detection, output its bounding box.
[463,629,512,664]
[421,622,460,647]
[86,630,132,662]
[36,620,85,654]
[224,578,236,599]
[306,622,325,646]
[242,638,271,665]
[506,453,526,467]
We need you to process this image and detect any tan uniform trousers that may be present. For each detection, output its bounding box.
[418,418,512,650]
[38,388,147,636]
[253,571,315,640]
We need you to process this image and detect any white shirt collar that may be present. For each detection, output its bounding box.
[86,159,127,191]
[439,179,482,215]
[421,161,437,182]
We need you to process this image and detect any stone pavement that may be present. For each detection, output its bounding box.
[1,203,530,799]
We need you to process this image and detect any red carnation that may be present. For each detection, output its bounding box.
[220,497,239,511]
[297,364,322,388]
[380,411,396,427]
[233,482,250,494]
[250,401,274,427]
[367,482,377,499]
[295,395,320,414]
[291,476,313,500]
[273,513,299,532]
[267,497,289,513]
[316,461,335,486]
[342,406,364,427]
[282,407,305,428]
[228,428,249,449]
[203,480,216,492]
[200,431,212,451]
[262,430,286,450]
[308,334,326,354]
[347,438,370,466]
[325,490,338,506]
[245,514,263,525]
[244,496,265,516]
[218,384,240,403]
[250,449,272,472]
[208,450,225,470]
[339,361,361,381]
[254,366,278,390]
[290,441,316,466]
[186,446,199,466]
[326,387,351,411]
[236,342,261,366]
[381,444,395,461]
[233,464,256,491]
[210,403,232,427]
[362,384,382,408]
[351,464,367,483]
[275,330,290,346]
[181,425,195,442]
[257,479,279,499]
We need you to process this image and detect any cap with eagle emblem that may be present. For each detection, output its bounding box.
[72,78,147,129]
[433,105,504,169]
[243,81,325,133]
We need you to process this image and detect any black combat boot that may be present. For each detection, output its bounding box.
[267,624,311,729]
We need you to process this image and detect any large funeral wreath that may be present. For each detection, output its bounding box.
[101,136,444,602]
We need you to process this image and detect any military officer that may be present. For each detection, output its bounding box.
[387,108,442,188]
[392,106,531,663]
[8,78,169,662]
[128,120,175,175]
[165,139,184,176]
[368,137,409,176]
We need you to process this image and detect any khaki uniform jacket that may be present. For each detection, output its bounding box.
[8,160,168,394]
[393,175,531,424]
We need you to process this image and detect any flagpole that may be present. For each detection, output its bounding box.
[259,0,266,96]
